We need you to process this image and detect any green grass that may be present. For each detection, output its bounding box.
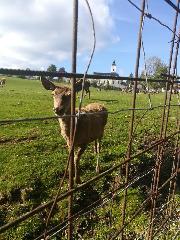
[0,77,179,239]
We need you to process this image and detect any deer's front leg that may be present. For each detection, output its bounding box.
[95,139,101,174]
[74,145,87,184]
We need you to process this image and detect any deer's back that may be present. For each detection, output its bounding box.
[75,103,108,146]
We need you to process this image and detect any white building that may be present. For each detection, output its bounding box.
[93,61,127,90]
[111,60,117,73]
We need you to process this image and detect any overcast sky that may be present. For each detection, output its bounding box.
[0,0,179,75]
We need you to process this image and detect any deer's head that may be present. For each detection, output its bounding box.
[41,77,71,116]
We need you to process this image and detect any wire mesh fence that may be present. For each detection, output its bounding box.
[0,0,180,240]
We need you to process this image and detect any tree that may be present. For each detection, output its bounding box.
[57,67,66,82]
[141,56,168,89]
[47,64,57,72]
[58,67,66,73]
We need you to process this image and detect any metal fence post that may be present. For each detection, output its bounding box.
[147,1,180,239]
[120,1,146,239]
[68,0,78,239]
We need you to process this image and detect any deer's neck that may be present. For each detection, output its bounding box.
[58,108,74,147]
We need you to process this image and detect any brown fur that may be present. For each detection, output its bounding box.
[75,78,91,99]
[59,103,108,147]
[41,78,108,183]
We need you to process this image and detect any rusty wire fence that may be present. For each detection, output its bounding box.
[0,0,180,239]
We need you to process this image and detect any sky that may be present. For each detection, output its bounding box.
[0,0,179,76]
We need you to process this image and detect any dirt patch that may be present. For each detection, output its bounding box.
[0,135,38,144]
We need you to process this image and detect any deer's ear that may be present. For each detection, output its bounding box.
[41,77,56,91]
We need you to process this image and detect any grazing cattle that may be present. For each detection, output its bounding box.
[75,78,91,99]
[172,89,179,94]
[41,77,108,184]
[96,82,103,91]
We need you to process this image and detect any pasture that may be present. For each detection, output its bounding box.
[0,77,179,239]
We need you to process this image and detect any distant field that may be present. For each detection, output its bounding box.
[0,77,179,239]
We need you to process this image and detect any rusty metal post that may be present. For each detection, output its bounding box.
[166,125,180,237]
[165,29,180,232]
[0,130,179,236]
[159,0,180,139]
[120,1,146,239]
[148,31,180,239]
[163,29,180,136]
[147,1,180,239]
[68,0,78,239]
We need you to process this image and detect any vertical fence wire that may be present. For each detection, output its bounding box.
[141,0,153,109]
[0,1,180,240]
[147,1,180,238]
[42,2,78,238]
[77,0,96,112]
[120,1,146,239]
[166,123,180,215]
[68,1,78,239]
[165,154,180,238]
[165,64,180,237]
[163,29,180,139]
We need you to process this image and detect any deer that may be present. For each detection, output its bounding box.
[0,78,6,87]
[75,78,91,99]
[41,77,108,184]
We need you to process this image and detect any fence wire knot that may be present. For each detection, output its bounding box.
[145,12,152,19]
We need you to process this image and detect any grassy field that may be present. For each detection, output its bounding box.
[0,77,179,239]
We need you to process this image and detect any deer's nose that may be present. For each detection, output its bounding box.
[53,107,64,115]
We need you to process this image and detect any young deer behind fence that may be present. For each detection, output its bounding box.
[41,77,108,184]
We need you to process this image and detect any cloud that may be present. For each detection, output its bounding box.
[0,0,119,70]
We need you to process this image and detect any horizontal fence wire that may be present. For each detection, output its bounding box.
[109,170,179,240]
[0,104,179,125]
[153,206,180,240]
[0,129,179,234]
[146,205,179,240]
[142,197,177,237]
[152,212,176,239]
[172,229,180,240]
[0,1,180,238]
[34,167,155,240]
[48,224,69,240]
[35,164,179,240]
[127,0,179,38]
[0,68,180,83]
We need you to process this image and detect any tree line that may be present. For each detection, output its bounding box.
[47,57,170,90]
[129,56,169,90]
[26,56,172,90]
[47,64,66,74]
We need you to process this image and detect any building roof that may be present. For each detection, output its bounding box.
[93,72,119,77]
